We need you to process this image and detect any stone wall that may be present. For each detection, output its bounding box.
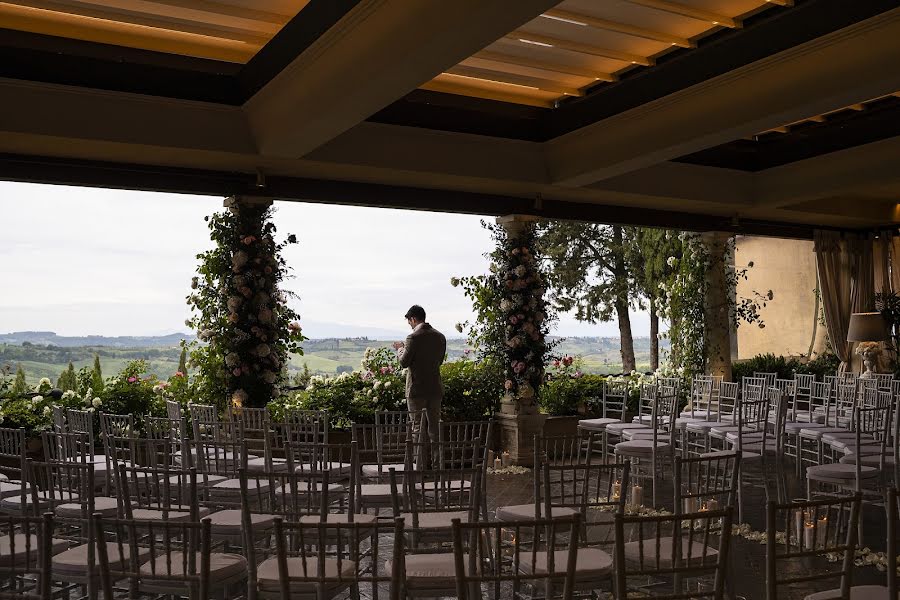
[733,236,824,359]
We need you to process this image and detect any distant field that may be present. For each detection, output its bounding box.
[1,335,663,385]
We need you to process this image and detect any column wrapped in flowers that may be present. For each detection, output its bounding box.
[188,197,305,409]
[497,221,551,414]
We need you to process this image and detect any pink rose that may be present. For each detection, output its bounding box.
[509,316,518,325]
[504,380,514,390]
[175,371,184,377]
[127,377,137,383]
[232,368,242,376]
[553,360,561,368]
[380,367,390,375]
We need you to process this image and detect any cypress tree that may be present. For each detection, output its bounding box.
[91,355,104,392]
[64,362,77,392]
[177,346,188,375]
[11,365,27,397]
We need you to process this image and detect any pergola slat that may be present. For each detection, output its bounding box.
[506,30,654,66]
[542,8,693,48]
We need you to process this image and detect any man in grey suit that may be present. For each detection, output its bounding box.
[393,305,446,441]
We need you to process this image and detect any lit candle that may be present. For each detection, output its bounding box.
[706,498,719,511]
[493,457,502,470]
[804,521,815,549]
[612,480,621,500]
[502,451,511,467]
[817,516,827,548]
[631,484,643,507]
[683,495,699,514]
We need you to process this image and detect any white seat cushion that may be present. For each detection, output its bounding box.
[807,463,880,480]
[0,534,70,566]
[518,548,613,579]
[623,536,718,567]
[799,427,849,440]
[605,423,649,434]
[785,422,827,432]
[246,456,288,472]
[386,553,460,593]
[256,556,355,594]
[358,484,393,499]
[622,429,669,441]
[839,453,896,466]
[615,440,671,456]
[55,496,121,518]
[207,509,277,534]
[804,585,892,600]
[53,542,151,575]
[577,418,620,431]
[685,421,725,433]
[361,464,405,478]
[631,415,654,424]
[297,514,377,526]
[294,462,352,478]
[140,551,247,583]
[400,511,469,529]
[495,503,578,521]
[130,507,210,521]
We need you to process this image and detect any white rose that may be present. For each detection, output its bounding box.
[384,380,392,388]
[42,406,51,416]
[373,381,381,389]
[92,398,102,408]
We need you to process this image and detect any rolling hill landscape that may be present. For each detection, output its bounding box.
[0,331,662,385]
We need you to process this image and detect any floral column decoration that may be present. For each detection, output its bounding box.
[187,196,305,409]
[496,216,551,415]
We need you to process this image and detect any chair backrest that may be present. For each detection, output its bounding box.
[225,405,269,433]
[440,420,492,446]
[834,383,857,427]
[191,420,248,477]
[165,399,182,421]
[674,452,739,515]
[0,513,53,600]
[238,467,345,524]
[794,373,815,395]
[65,409,95,440]
[189,403,218,424]
[736,392,770,453]
[636,382,657,420]
[541,461,629,522]
[50,405,66,433]
[602,379,628,420]
[451,515,580,600]
[838,371,858,385]
[389,466,482,518]
[93,514,214,600]
[753,372,777,387]
[718,382,739,422]
[539,434,595,466]
[687,378,714,419]
[282,409,328,445]
[875,373,893,391]
[614,507,733,600]
[808,380,832,423]
[377,409,425,466]
[765,494,861,600]
[266,518,404,600]
[118,463,199,518]
[741,378,765,401]
[41,430,91,463]
[0,428,26,483]
[99,412,134,439]
[652,386,678,446]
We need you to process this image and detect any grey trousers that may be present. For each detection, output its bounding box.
[408,397,441,442]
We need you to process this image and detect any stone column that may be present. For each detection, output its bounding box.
[702,232,733,382]
[494,214,546,466]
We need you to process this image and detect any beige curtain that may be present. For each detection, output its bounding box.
[874,232,891,295]
[850,234,875,313]
[814,231,853,371]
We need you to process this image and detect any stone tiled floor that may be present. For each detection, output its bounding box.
[485,459,891,600]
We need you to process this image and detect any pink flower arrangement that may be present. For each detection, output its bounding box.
[175,371,185,377]
[127,376,137,383]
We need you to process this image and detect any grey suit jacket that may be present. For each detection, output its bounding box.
[399,323,446,402]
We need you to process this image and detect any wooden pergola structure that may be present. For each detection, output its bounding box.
[0,0,898,239]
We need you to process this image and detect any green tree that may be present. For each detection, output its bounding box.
[625,229,682,370]
[11,365,27,397]
[57,361,77,392]
[538,222,637,372]
[91,355,104,392]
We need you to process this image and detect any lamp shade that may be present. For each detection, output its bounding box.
[847,312,889,342]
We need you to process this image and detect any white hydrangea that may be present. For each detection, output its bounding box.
[31,396,43,407]
[42,406,51,416]
[61,390,76,401]
[92,398,102,408]
[38,378,51,387]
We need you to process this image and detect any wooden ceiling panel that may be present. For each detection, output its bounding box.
[0,0,309,62]
[423,0,781,105]
[561,0,713,39]
[523,15,672,59]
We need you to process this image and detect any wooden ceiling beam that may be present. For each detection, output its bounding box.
[506,31,653,65]
[542,8,693,48]
[146,0,295,23]
[473,50,616,81]
[623,0,739,28]
[445,65,584,97]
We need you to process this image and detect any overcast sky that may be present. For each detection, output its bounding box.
[0,181,653,339]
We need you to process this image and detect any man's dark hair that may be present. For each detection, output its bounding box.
[405,305,426,321]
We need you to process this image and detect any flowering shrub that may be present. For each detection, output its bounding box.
[441,358,504,421]
[0,378,85,435]
[187,201,305,409]
[97,360,165,422]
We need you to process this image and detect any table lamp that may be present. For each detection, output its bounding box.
[847,312,889,378]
